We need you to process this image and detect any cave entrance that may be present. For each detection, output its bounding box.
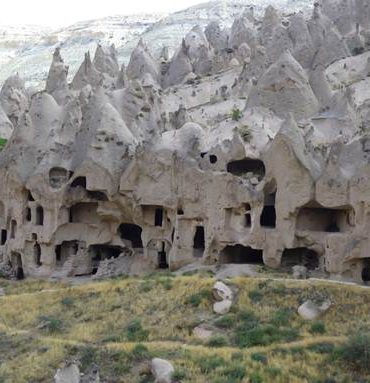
[49,167,71,189]
[362,258,370,284]
[89,245,124,274]
[36,206,44,226]
[193,226,205,258]
[220,245,263,264]
[118,223,143,248]
[157,242,168,269]
[11,252,24,280]
[155,208,164,227]
[70,176,87,189]
[55,241,79,267]
[1,229,7,245]
[296,203,353,232]
[34,243,42,267]
[226,158,265,177]
[281,248,319,270]
[10,220,17,239]
[260,191,276,228]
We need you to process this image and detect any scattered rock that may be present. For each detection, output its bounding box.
[0,287,5,296]
[213,281,233,301]
[54,363,80,383]
[151,358,174,383]
[298,300,331,320]
[193,325,214,339]
[213,299,233,315]
[81,363,100,383]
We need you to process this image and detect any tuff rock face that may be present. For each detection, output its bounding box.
[0,0,370,285]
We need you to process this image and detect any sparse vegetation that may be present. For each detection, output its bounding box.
[239,125,253,142]
[0,138,7,151]
[0,275,368,382]
[231,107,242,121]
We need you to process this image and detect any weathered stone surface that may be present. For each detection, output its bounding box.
[292,265,308,280]
[193,325,213,339]
[213,299,233,314]
[54,363,80,383]
[151,358,174,383]
[213,281,233,301]
[0,1,369,286]
[298,300,331,320]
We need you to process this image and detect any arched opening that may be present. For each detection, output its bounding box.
[281,248,319,270]
[362,258,370,284]
[220,245,263,264]
[35,206,44,226]
[155,208,164,227]
[27,191,35,201]
[55,241,79,267]
[157,242,168,269]
[10,220,17,239]
[193,226,205,258]
[118,223,143,248]
[11,252,24,280]
[34,243,42,267]
[260,190,276,228]
[25,207,31,222]
[1,229,7,245]
[70,176,87,189]
[227,158,265,177]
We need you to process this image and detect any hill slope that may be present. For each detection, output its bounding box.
[0,273,369,382]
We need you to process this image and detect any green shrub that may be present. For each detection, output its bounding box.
[249,372,263,383]
[309,321,326,334]
[335,332,370,373]
[251,352,268,364]
[220,363,246,382]
[38,315,63,333]
[129,344,151,361]
[159,278,173,290]
[308,343,334,354]
[231,108,242,121]
[197,355,226,373]
[79,346,97,370]
[207,335,229,348]
[214,314,236,329]
[61,297,74,307]
[0,138,7,151]
[126,319,149,342]
[270,307,294,326]
[139,281,154,293]
[172,368,187,381]
[248,289,263,303]
[185,289,211,307]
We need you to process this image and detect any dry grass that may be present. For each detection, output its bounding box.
[0,274,369,382]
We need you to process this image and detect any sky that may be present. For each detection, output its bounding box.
[0,0,205,26]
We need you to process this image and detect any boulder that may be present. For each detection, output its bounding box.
[213,299,233,315]
[213,281,233,301]
[298,300,331,320]
[54,363,80,383]
[151,358,174,383]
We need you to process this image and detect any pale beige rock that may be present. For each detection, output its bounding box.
[54,363,80,383]
[151,358,174,383]
[213,281,233,301]
[213,299,233,314]
[193,325,213,340]
[298,300,331,320]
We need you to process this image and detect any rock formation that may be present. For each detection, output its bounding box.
[0,0,370,285]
